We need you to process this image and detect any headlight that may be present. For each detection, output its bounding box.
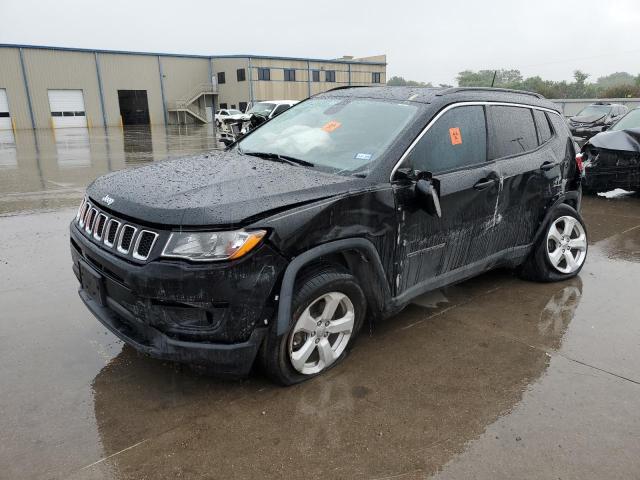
[161,229,267,261]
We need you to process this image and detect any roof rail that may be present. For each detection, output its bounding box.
[324,85,370,92]
[439,87,545,99]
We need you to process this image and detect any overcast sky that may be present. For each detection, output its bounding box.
[1,0,639,85]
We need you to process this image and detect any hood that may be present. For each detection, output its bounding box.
[87,150,364,227]
[570,114,606,124]
[586,128,640,154]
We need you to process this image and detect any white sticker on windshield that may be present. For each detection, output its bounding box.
[354,153,372,161]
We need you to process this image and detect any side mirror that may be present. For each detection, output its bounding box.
[415,178,442,218]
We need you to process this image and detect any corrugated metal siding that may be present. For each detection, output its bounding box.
[98,53,164,126]
[212,58,251,108]
[160,56,211,104]
[0,48,31,129]
[22,48,102,129]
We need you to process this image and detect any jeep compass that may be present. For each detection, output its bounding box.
[70,86,586,385]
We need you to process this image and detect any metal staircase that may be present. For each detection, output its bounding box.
[168,83,217,124]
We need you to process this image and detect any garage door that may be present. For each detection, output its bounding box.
[0,89,11,130]
[48,89,87,128]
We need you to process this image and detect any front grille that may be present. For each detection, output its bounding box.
[74,197,159,262]
[93,214,107,240]
[118,225,136,254]
[133,231,158,260]
[105,219,120,247]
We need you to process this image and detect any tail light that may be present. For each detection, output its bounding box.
[575,153,584,174]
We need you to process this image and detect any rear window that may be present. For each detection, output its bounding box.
[533,109,553,145]
[487,106,538,159]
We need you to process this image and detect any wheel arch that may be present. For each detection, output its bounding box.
[533,191,583,245]
[275,238,391,336]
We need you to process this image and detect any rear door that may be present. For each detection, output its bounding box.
[487,105,560,251]
[393,105,502,297]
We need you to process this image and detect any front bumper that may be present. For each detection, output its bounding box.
[70,223,287,375]
[570,125,605,139]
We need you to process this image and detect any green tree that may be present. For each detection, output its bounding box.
[386,76,432,87]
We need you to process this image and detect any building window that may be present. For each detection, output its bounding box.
[325,70,336,82]
[372,72,381,83]
[237,68,246,82]
[217,72,226,84]
[284,69,296,82]
[219,103,228,109]
[257,68,270,81]
[312,70,320,82]
[231,104,236,109]
[239,101,248,112]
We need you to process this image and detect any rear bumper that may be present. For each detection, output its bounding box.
[79,287,266,376]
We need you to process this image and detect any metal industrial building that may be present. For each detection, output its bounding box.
[0,44,387,130]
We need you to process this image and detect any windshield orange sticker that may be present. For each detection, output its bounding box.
[449,127,462,145]
[322,120,342,133]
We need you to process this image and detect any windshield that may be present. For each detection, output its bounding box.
[228,109,242,115]
[611,109,640,131]
[248,102,276,115]
[237,98,419,175]
[576,105,611,117]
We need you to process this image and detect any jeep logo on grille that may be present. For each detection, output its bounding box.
[102,194,115,206]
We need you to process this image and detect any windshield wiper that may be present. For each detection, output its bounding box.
[243,151,314,167]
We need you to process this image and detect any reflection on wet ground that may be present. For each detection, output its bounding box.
[0,125,221,215]
[1,129,639,479]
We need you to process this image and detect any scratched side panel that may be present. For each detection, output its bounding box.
[256,187,399,292]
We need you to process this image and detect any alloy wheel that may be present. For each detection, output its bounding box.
[288,291,355,375]
[546,216,587,274]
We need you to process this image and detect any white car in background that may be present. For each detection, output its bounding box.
[241,100,299,121]
[214,108,243,126]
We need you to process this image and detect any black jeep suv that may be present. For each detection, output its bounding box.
[70,86,586,385]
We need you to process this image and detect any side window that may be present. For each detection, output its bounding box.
[404,106,487,174]
[487,106,538,159]
[533,109,553,145]
[272,104,290,116]
[284,69,296,82]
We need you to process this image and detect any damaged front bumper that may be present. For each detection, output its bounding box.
[70,223,287,376]
[583,151,640,192]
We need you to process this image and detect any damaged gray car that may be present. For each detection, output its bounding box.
[70,86,586,384]
[581,107,640,194]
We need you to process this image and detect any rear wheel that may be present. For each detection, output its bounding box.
[520,204,588,282]
[261,268,365,385]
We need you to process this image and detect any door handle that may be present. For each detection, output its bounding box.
[540,161,557,171]
[473,178,496,190]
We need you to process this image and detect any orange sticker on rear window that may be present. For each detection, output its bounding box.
[322,120,342,133]
[449,127,462,145]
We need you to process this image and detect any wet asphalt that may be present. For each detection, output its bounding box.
[1,126,639,479]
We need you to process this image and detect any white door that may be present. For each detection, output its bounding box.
[48,89,87,128]
[0,89,11,130]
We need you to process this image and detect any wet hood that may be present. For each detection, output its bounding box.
[586,128,640,153]
[570,114,606,124]
[87,150,362,226]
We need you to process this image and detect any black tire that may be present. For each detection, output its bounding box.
[260,267,366,385]
[519,204,588,282]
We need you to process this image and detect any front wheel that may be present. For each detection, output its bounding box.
[260,267,366,385]
[519,204,588,282]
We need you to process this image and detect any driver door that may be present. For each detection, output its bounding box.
[392,105,502,298]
